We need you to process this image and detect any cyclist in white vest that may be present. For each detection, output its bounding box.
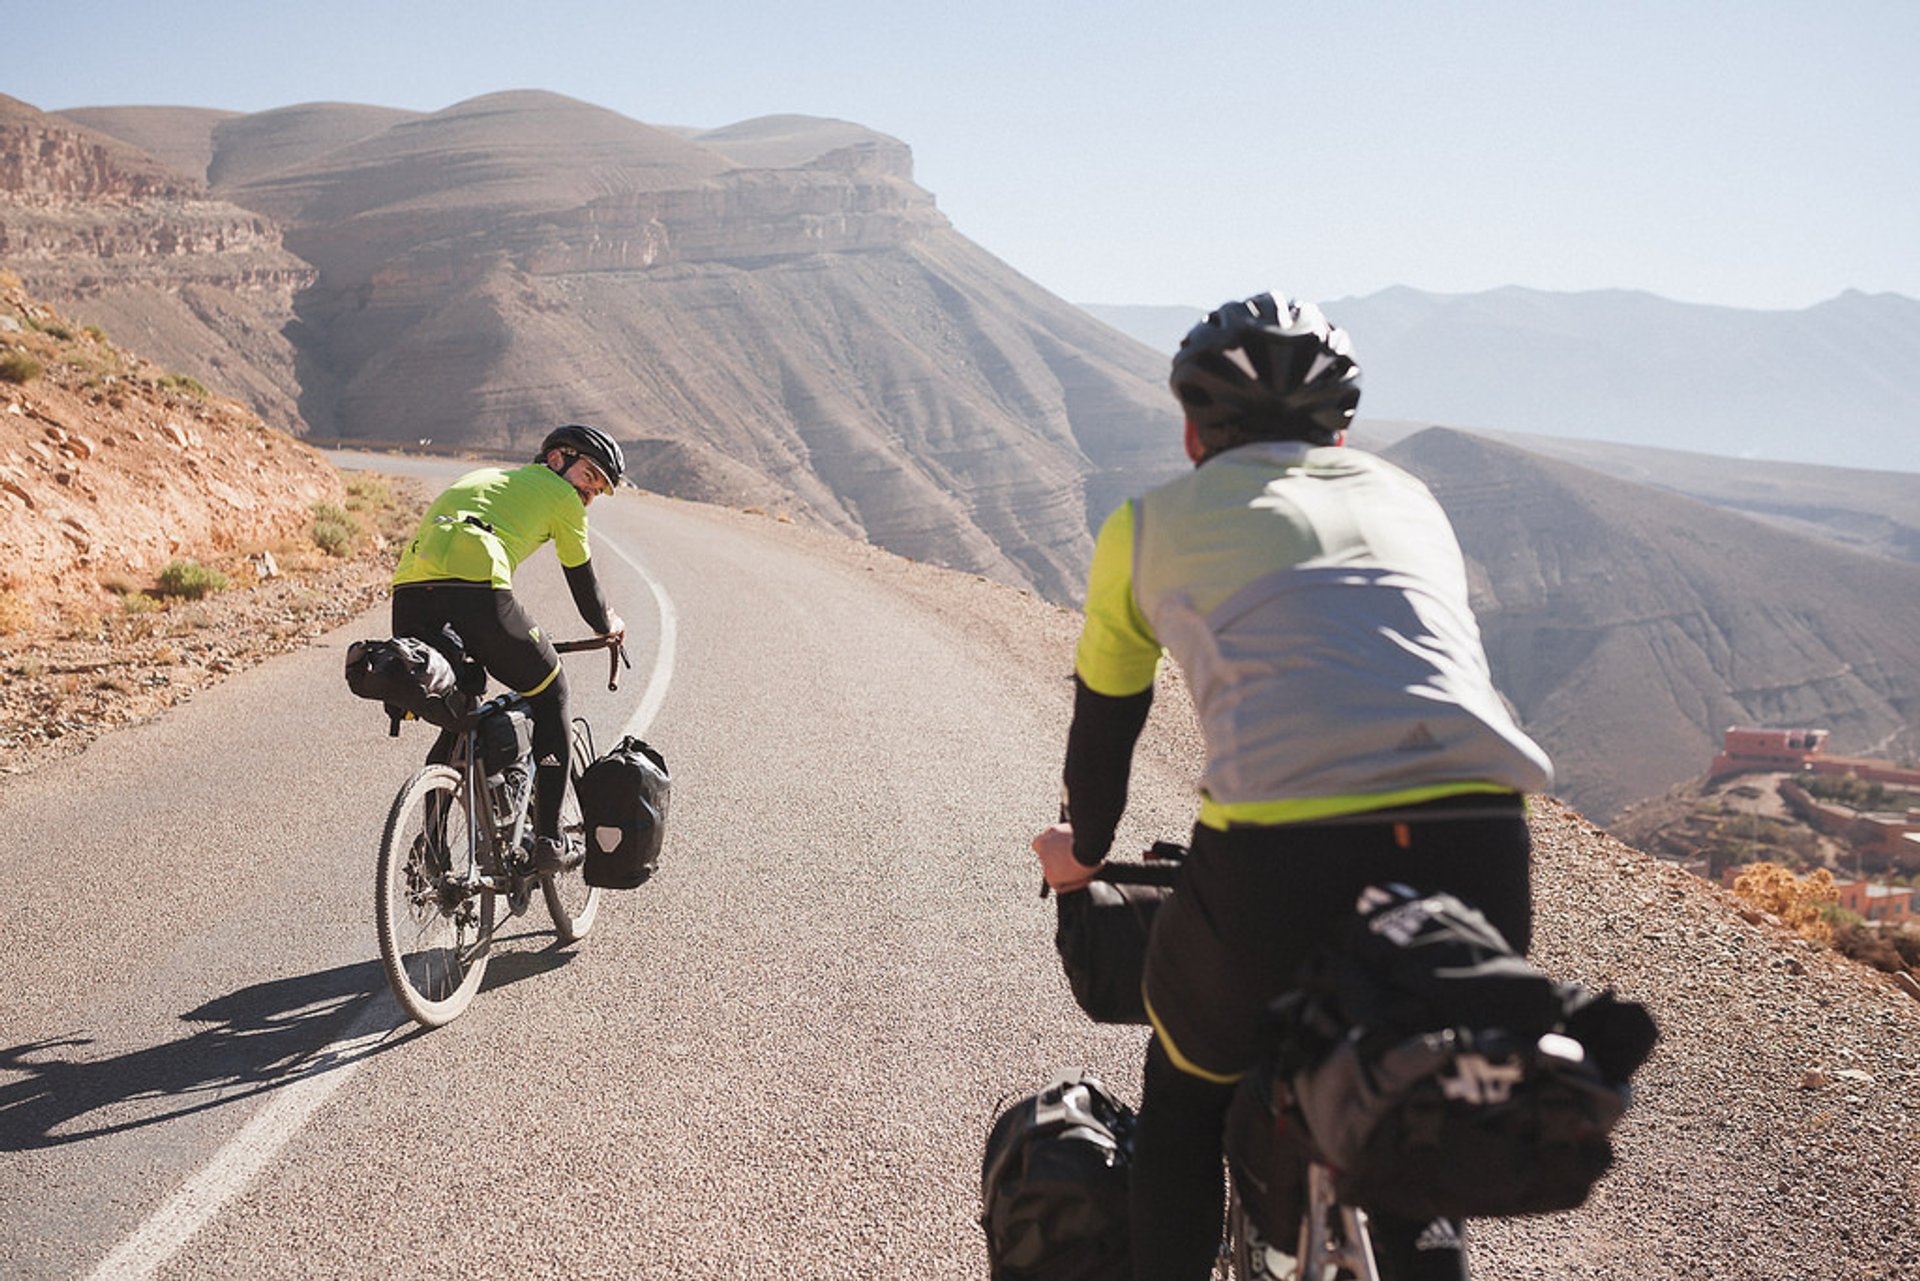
[1032,293,1552,1279]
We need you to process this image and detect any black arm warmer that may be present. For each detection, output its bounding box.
[1062,675,1153,866]
[563,559,613,634]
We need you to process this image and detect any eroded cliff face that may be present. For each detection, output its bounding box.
[0,91,1181,602]
[0,99,313,433]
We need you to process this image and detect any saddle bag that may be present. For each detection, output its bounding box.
[1052,850,1183,1025]
[1260,885,1659,1223]
[343,627,480,733]
[980,1070,1135,1281]
[575,735,671,888]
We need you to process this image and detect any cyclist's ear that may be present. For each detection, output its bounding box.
[1184,419,1206,465]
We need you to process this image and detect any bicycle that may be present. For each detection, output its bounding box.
[1222,1162,1377,1281]
[1055,853,1380,1281]
[375,634,628,1028]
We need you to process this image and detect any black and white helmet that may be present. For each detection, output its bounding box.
[1170,292,1361,451]
[538,423,625,487]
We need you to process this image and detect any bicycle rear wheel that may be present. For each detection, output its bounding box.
[377,764,495,1027]
[541,719,602,941]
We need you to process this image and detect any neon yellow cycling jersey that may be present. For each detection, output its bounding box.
[393,464,591,589]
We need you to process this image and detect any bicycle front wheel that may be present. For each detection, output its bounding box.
[541,720,602,941]
[377,764,495,1027]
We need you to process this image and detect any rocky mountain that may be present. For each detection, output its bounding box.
[0,95,314,439]
[1384,427,1920,820]
[1319,286,1920,475]
[0,268,342,622]
[2,91,1179,602]
[6,90,1916,821]
[1086,288,1920,476]
[1463,428,1920,568]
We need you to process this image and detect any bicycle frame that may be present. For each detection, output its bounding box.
[416,692,533,908]
[1298,1161,1378,1281]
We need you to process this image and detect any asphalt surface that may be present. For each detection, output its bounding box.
[0,468,1201,1280]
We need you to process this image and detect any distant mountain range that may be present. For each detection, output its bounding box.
[3,89,1916,820]
[1083,288,1920,476]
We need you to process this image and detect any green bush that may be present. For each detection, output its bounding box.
[160,372,208,398]
[311,501,363,558]
[0,352,42,384]
[155,559,228,600]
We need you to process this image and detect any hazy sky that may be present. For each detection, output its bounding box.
[9,1,1915,312]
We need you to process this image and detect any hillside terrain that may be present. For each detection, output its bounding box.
[1082,289,1920,476]
[1,91,1180,604]
[2,456,1917,1281]
[1,283,1918,1276]
[0,272,414,774]
[1328,287,1920,474]
[1384,428,1920,821]
[5,90,1916,824]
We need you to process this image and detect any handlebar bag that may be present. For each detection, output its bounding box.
[980,1070,1135,1281]
[1053,861,1181,1025]
[576,735,670,889]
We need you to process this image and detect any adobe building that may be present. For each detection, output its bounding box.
[1710,727,1920,790]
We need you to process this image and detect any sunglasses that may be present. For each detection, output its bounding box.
[572,456,613,497]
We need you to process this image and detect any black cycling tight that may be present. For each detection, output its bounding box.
[392,582,571,842]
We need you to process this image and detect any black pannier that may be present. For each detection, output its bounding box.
[980,1070,1134,1281]
[1052,849,1183,1025]
[477,704,533,774]
[575,735,670,888]
[344,627,482,734]
[1244,884,1659,1225]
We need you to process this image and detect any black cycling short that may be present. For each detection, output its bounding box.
[1142,794,1534,1083]
[391,581,559,697]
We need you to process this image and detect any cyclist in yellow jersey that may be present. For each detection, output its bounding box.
[1032,295,1551,1280]
[392,424,627,873]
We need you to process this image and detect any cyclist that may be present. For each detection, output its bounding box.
[1031,293,1552,1279]
[391,423,627,873]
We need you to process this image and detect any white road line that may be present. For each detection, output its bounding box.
[601,538,678,742]
[87,539,676,1281]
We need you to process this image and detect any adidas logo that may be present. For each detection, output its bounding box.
[538,753,563,767]
[1395,723,1443,753]
[1415,1218,1464,1252]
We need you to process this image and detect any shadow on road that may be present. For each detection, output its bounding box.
[0,927,589,1151]
[0,960,410,1151]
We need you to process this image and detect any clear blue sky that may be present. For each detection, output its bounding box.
[9,1,1916,311]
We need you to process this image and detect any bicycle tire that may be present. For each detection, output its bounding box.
[377,764,495,1027]
[540,720,603,940]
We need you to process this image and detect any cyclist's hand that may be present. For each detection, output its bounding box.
[604,613,627,646]
[1032,822,1102,894]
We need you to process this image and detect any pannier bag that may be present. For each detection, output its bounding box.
[575,735,670,888]
[344,627,481,734]
[1053,850,1182,1025]
[1258,884,1659,1224]
[980,1070,1134,1281]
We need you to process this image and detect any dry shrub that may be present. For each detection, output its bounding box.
[1733,862,1838,944]
[0,589,34,636]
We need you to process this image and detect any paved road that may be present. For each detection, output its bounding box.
[0,469,1200,1279]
